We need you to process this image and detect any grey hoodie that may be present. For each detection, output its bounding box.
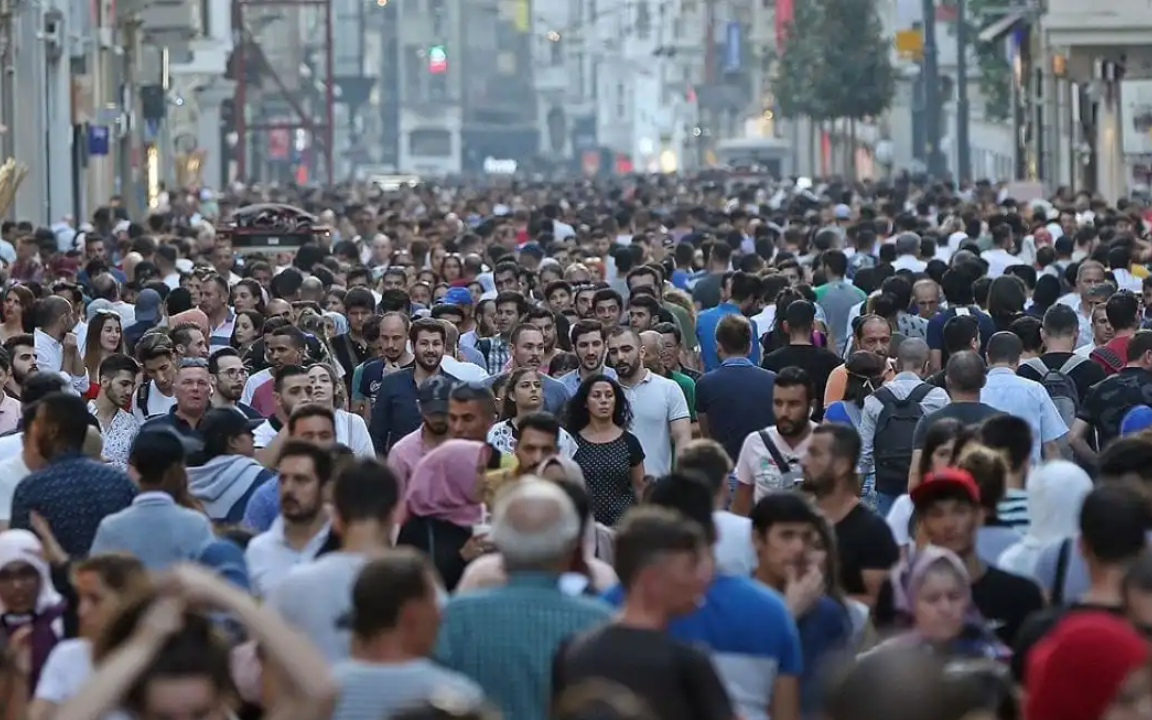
[187,455,271,522]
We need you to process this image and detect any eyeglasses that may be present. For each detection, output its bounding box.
[218,367,248,378]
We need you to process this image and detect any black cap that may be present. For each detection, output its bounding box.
[417,376,458,415]
[200,407,263,445]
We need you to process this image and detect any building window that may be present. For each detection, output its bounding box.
[591,61,598,99]
[409,128,452,156]
[550,37,563,65]
[616,82,625,117]
[636,0,651,39]
[574,51,585,99]
[429,72,448,100]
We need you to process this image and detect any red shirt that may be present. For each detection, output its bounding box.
[1091,333,1132,375]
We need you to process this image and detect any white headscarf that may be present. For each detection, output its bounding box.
[998,461,1093,580]
[0,530,63,613]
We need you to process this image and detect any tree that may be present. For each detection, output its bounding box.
[770,0,830,123]
[967,0,1012,121]
[817,0,897,122]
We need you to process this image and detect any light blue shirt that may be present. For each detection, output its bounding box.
[858,372,950,475]
[696,302,761,372]
[557,365,617,395]
[980,366,1069,465]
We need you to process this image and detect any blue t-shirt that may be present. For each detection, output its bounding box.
[696,303,761,371]
[796,597,852,714]
[926,306,997,359]
[603,574,802,720]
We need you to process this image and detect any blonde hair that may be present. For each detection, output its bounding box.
[957,444,1009,513]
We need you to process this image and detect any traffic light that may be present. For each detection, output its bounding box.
[428,44,447,74]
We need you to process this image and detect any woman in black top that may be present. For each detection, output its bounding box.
[566,375,645,526]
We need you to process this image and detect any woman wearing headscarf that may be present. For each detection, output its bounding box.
[397,440,490,591]
[867,545,1006,661]
[0,530,67,693]
[998,461,1093,581]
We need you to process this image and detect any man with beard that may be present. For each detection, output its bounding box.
[1,334,38,401]
[370,318,456,454]
[253,365,314,458]
[352,313,414,418]
[800,423,898,608]
[242,326,307,417]
[558,320,617,394]
[199,273,235,350]
[482,325,570,415]
[732,367,818,516]
[89,353,141,469]
[34,295,87,395]
[209,348,260,418]
[246,438,335,597]
[141,358,213,443]
[387,376,455,493]
[608,326,691,477]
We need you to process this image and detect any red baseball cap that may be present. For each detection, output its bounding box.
[910,468,980,509]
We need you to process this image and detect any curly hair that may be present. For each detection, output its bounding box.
[566,373,632,432]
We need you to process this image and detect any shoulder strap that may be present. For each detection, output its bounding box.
[758,430,791,473]
[1059,355,1089,375]
[908,383,933,404]
[136,381,151,416]
[477,338,492,361]
[874,386,898,407]
[1052,538,1071,605]
[1023,356,1048,375]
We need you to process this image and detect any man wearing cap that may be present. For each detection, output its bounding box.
[187,406,273,523]
[442,287,478,345]
[387,376,455,496]
[124,288,164,355]
[89,430,213,570]
[875,468,1043,647]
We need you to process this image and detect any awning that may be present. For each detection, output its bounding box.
[979,9,1028,43]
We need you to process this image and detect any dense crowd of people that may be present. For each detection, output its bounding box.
[0,175,1151,720]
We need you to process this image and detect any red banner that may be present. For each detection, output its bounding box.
[775,0,794,47]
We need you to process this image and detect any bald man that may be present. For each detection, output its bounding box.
[856,337,950,515]
[34,295,88,395]
[640,330,697,424]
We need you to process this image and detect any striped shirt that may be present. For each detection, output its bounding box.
[996,488,1030,531]
[331,659,482,720]
[209,310,236,349]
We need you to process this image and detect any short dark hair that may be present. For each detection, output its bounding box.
[645,472,717,544]
[774,366,812,403]
[1009,315,1042,354]
[170,322,204,349]
[99,353,139,380]
[276,439,335,483]
[287,403,336,435]
[494,290,528,316]
[207,347,241,375]
[129,430,186,484]
[1128,330,1152,360]
[784,300,816,332]
[333,459,400,526]
[749,492,821,535]
[628,293,661,316]
[569,319,604,347]
[592,287,623,310]
[978,414,1032,473]
[946,350,986,393]
[715,313,752,355]
[31,393,91,453]
[985,331,1022,365]
[940,314,980,355]
[1081,485,1150,564]
[346,549,435,638]
[1106,291,1141,331]
[269,325,307,349]
[614,507,707,590]
[1042,303,1080,339]
[518,411,560,440]
[449,382,497,416]
[344,287,376,312]
[510,323,544,346]
[652,321,681,345]
[812,424,861,470]
[2,334,34,358]
[408,317,447,345]
[273,364,308,393]
[676,440,733,494]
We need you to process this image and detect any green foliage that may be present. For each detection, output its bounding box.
[967,0,1011,121]
[818,0,897,120]
[771,0,829,121]
[770,0,895,123]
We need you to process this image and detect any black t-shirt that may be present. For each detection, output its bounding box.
[970,565,1045,648]
[926,368,947,390]
[874,564,1044,649]
[553,625,734,720]
[761,343,844,419]
[1017,352,1108,405]
[912,402,1004,449]
[835,503,900,596]
[1078,366,1152,448]
[1010,603,1122,684]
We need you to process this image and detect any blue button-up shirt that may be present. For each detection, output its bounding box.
[243,477,280,533]
[980,366,1069,465]
[557,365,617,395]
[435,572,612,720]
[10,453,137,557]
[696,302,760,371]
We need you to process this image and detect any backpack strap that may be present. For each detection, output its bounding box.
[136,381,151,417]
[1059,355,1089,375]
[907,382,934,405]
[1023,356,1048,375]
[1052,537,1072,606]
[477,338,492,362]
[758,430,791,475]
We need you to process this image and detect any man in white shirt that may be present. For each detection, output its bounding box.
[608,327,691,476]
[891,233,927,274]
[33,296,87,395]
[680,439,757,577]
[980,225,1018,278]
[245,438,334,597]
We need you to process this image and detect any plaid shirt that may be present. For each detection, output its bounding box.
[434,572,612,720]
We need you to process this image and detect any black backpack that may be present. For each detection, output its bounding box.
[873,384,933,496]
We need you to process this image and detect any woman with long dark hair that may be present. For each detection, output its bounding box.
[0,285,34,343]
[488,367,578,456]
[81,311,124,401]
[566,374,645,526]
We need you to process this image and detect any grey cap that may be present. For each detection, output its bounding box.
[417,375,458,415]
[135,289,162,323]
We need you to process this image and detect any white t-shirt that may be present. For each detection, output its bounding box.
[0,453,30,521]
[132,380,177,424]
[253,409,374,458]
[735,424,816,501]
[713,510,757,576]
[622,370,691,477]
